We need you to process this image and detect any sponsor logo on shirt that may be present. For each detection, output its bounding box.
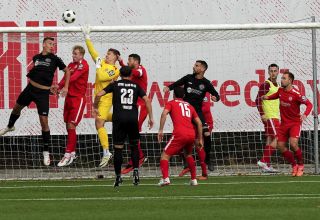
[186,87,202,95]
[34,59,51,67]
[45,58,51,63]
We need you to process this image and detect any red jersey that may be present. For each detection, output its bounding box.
[165,98,199,136]
[59,59,89,97]
[120,60,148,92]
[267,87,313,123]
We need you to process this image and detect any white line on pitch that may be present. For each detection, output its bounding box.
[0,180,320,189]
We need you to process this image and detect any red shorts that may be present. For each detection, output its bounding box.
[203,110,213,132]
[263,118,280,137]
[164,134,195,156]
[63,96,86,126]
[277,122,302,142]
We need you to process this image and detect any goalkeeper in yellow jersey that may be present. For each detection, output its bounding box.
[82,26,120,167]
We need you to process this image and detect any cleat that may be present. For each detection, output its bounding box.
[296,164,304,177]
[133,169,140,186]
[257,160,272,172]
[43,151,51,166]
[114,176,123,188]
[178,167,190,177]
[66,153,77,166]
[57,156,71,167]
[99,154,112,168]
[198,175,208,180]
[268,166,278,173]
[158,177,170,187]
[190,179,198,186]
[139,157,148,167]
[0,126,15,136]
[292,164,299,177]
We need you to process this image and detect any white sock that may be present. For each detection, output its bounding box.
[103,149,110,156]
[64,152,71,158]
[70,151,76,157]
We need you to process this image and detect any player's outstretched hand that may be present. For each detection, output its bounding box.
[60,87,68,97]
[157,130,163,143]
[261,95,267,100]
[195,138,203,149]
[81,24,91,39]
[211,96,218,102]
[163,86,170,93]
[50,84,59,95]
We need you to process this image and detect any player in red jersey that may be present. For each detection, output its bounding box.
[158,87,203,186]
[263,71,313,176]
[56,45,89,167]
[119,54,148,173]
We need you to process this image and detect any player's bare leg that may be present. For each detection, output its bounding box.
[39,115,51,166]
[289,137,304,176]
[96,118,112,167]
[114,145,124,188]
[0,103,24,136]
[257,136,277,172]
[58,122,77,167]
[278,141,297,176]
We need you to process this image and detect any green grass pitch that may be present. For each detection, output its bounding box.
[0,175,319,220]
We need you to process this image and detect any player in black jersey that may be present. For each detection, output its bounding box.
[94,66,154,187]
[0,37,70,166]
[163,60,219,173]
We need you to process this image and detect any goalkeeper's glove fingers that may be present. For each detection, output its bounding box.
[81,24,91,39]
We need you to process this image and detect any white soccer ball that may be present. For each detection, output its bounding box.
[62,10,76,24]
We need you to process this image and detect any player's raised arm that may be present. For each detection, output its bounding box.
[163,75,188,93]
[82,25,99,62]
[207,81,220,102]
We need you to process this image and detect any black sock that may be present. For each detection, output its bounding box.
[114,148,123,176]
[8,113,20,128]
[204,135,211,164]
[42,130,50,152]
[130,144,139,169]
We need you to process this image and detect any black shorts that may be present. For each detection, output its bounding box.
[112,119,140,145]
[16,83,50,116]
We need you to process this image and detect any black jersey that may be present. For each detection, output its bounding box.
[103,79,146,122]
[168,74,220,112]
[27,53,66,87]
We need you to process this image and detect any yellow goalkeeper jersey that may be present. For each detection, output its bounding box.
[85,39,119,102]
[262,80,280,119]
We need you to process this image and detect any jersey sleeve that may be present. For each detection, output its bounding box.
[298,95,313,116]
[132,68,144,78]
[137,84,146,98]
[206,81,220,101]
[168,75,188,90]
[255,82,270,116]
[267,88,280,100]
[85,38,100,63]
[56,56,67,70]
[103,82,115,94]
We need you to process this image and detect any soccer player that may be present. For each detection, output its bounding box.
[93,66,154,187]
[255,63,280,172]
[56,45,89,167]
[263,71,313,176]
[163,60,220,179]
[158,87,203,186]
[0,37,70,166]
[82,26,120,167]
[119,54,148,174]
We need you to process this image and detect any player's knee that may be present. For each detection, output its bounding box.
[204,131,210,137]
[66,123,76,129]
[114,144,124,149]
[161,152,170,160]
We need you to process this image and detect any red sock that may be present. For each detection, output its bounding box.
[294,148,303,165]
[160,159,169,179]
[196,148,207,176]
[65,128,77,153]
[138,141,144,159]
[261,145,276,164]
[282,150,296,167]
[186,156,196,180]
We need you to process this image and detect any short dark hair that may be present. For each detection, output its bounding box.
[196,60,208,70]
[129,54,141,64]
[108,48,120,56]
[43,37,54,43]
[173,87,185,98]
[120,66,132,77]
[268,63,279,70]
[73,45,85,55]
[283,71,294,82]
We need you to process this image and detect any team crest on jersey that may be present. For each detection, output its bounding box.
[78,63,83,69]
[203,96,208,101]
[289,96,293,101]
[108,70,115,77]
[45,58,51,63]
[187,87,192,93]
[199,84,205,90]
[35,60,39,66]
